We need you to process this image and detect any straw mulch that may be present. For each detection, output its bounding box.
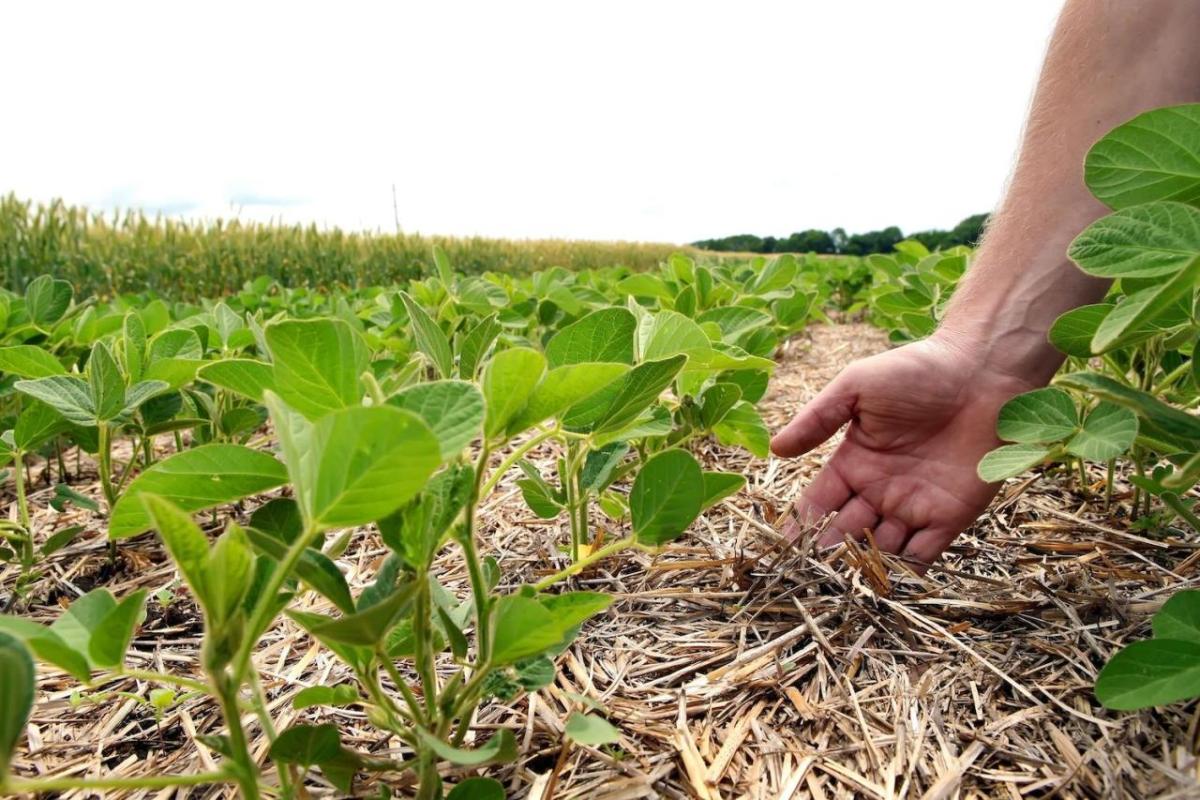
[4,323,1200,799]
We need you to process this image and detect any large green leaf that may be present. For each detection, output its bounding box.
[49,588,117,657]
[482,347,546,440]
[447,777,505,800]
[0,618,90,682]
[265,396,441,529]
[712,401,770,457]
[270,723,342,765]
[266,318,368,419]
[311,583,416,646]
[400,291,453,379]
[387,380,484,460]
[1066,402,1137,461]
[700,472,745,512]
[198,359,275,401]
[88,590,147,670]
[457,313,500,381]
[1090,256,1200,352]
[490,595,563,664]
[508,363,629,435]
[25,275,72,329]
[245,528,354,614]
[0,631,34,779]
[1095,639,1200,710]
[1152,590,1200,644]
[564,712,621,746]
[995,388,1077,444]
[977,443,1054,482]
[0,345,66,378]
[1069,202,1200,278]
[141,495,213,616]
[563,355,686,434]
[110,444,288,539]
[1084,104,1200,209]
[630,449,703,546]
[545,307,636,367]
[1048,304,1112,358]
[15,375,97,426]
[1055,372,1200,450]
[13,400,68,451]
[88,342,126,421]
[696,306,773,342]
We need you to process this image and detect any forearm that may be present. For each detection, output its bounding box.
[938,0,1200,385]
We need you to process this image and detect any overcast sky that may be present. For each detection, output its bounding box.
[2,1,1064,244]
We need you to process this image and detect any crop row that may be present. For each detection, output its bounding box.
[0,248,825,798]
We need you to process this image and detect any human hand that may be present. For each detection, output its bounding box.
[770,333,1040,568]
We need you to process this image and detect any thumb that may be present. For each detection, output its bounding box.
[770,368,858,457]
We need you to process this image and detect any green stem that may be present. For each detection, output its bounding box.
[1152,359,1191,395]
[232,522,321,684]
[1163,493,1200,532]
[97,423,117,511]
[13,449,30,569]
[533,536,637,592]
[1105,459,1115,511]
[463,443,492,663]
[116,668,210,695]
[479,427,558,497]
[216,679,263,800]
[3,771,231,794]
[412,572,439,719]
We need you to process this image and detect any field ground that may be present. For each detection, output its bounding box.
[4,324,1199,799]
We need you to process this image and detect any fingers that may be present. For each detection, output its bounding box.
[872,518,908,554]
[901,528,958,572]
[770,369,858,458]
[785,465,852,541]
[819,496,878,548]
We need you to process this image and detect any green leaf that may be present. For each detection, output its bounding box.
[88,342,126,422]
[1085,104,1200,209]
[638,310,710,363]
[1090,257,1200,352]
[25,275,73,329]
[420,728,517,766]
[0,346,66,378]
[1095,639,1200,710]
[977,444,1054,482]
[509,363,629,435]
[630,449,703,546]
[457,313,500,382]
[110,444,288,539]
[148,328,203,362]
[615,273,673,301]
[699,382,742,429]
[123,311,146,382]
[579,443,628,494]
[266,318,368,419]
[1048,304,1112,357]
[400,292,453,379]
[700,472,745,512]
[0,631,34,779]
[696,306,772,342]
[1152,590,1200,644]
[245,528,354,614]
[1069,202,1200,278]
[538,591,613,635]
[545,308,636,367]
[140,495,212,614]
[1066,402,1138,461]
[712,401,770,457]
[564,355,686,434]
[432,245,456,288]
[995,388,1078,444]
[517,477,563,519]
[49,588,116,657]
[88,589,147,669]
[205,525,254,624]
[0,617,90,681]
[13,400,68,451]
[564,712,620,746]
[388,380,484,460]
[447,777,505,800]
[17,379,93,429]
[1055,372,1200,450]
[311,582,415,646]
[270,723,343,766]
[292,684,359,710]
[490,595,564,665]
[265,395,441,530]
[482,347,546,440]
[198,359,276,401]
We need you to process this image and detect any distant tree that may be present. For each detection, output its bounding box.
[830,227,848,254]
[947,213,989,246]
[690,213,989,255]
[779,229,834,253]
[761,236,778,253]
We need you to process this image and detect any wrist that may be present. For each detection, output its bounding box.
[930,311,1064,390]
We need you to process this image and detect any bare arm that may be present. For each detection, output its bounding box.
[771,0,1200,566]
[939,0,1200,383]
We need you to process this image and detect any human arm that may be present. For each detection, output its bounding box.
[771,0,1200,567]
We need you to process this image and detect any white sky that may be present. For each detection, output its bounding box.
[2,1,1064,244]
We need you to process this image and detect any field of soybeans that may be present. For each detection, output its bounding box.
[2,104,1200,799]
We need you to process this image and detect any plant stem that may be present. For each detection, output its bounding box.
[117,668,210,694]
[215,679,263,800]
[412,572,439,720]
[3,771,231,794]
[1105,459,1115,511]
[13,449,31,569]
[1163,493,1200,532]
[479,427,558,497]
[97,422,117,511]
[232,522,321,684]
[533,536,637,592]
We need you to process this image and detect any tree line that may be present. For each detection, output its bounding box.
[692,213,989,255]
